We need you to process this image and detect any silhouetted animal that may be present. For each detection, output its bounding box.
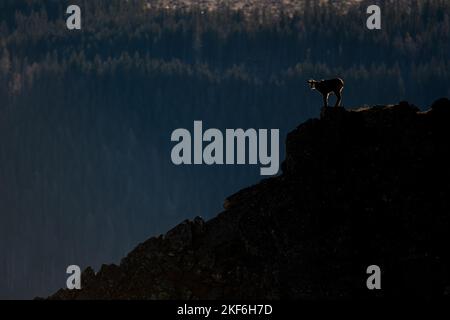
[308,78,344,107]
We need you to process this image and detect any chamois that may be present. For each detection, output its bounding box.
[308,78,344,107]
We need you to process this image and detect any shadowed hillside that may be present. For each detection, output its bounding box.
[1,0,450,299]
[49,98,450,300]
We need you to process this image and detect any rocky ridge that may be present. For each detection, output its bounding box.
[50,98,450,300]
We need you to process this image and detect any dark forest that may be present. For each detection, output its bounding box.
[0,0,449,299]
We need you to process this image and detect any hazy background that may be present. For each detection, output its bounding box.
[0,0,449,299]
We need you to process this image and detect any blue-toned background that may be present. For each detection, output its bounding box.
[0,0,449,298]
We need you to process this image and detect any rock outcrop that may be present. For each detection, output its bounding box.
[50,99,450,299]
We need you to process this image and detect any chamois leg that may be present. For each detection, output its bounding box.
[335,89,342,107]
[323,93,329,107]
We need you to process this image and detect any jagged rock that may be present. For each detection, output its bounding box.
[431,97,450,113]
[49,99,450,300]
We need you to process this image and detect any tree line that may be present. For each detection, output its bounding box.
[0,0,449,299]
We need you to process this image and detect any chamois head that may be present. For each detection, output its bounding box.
[307,79,317,89]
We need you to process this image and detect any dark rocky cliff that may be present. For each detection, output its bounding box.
[50,98,450,300]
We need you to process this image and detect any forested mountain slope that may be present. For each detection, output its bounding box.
[1,0,449,298]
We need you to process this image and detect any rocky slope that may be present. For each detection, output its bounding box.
[50,98,450,300]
